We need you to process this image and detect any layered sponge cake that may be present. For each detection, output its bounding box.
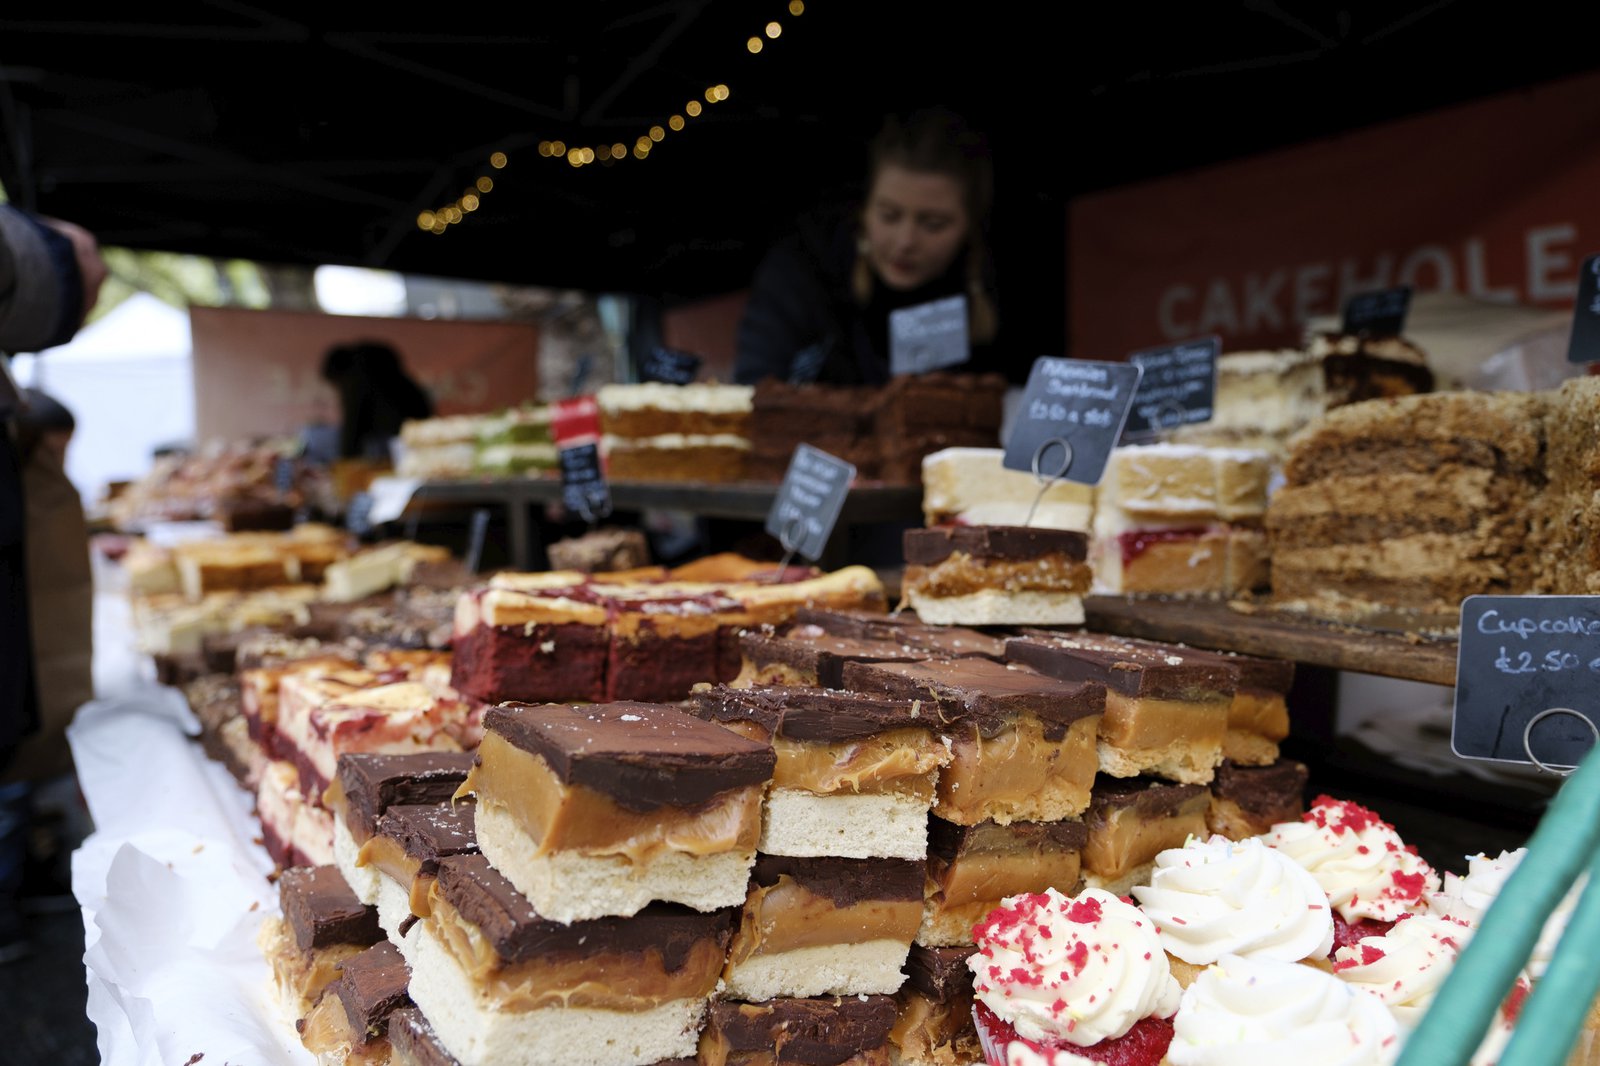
[1267,390,1546,620]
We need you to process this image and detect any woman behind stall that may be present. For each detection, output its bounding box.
[734,108,1016,386]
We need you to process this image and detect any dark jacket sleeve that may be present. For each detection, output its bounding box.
[734,236,833,385]
[0,207,83,353]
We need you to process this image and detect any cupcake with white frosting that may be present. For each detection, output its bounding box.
[969,887,1181,1066]
[1264,796,1438,950]
[1166,954,1401,1066]
[1132,835,1335,985]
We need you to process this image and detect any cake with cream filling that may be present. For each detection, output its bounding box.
[1267,390,1545,620]
[901,526,1092,626]
[597,382,753,483]
[920,446,1093,531]
[1091,443,1272,597]
[461,701,775,922]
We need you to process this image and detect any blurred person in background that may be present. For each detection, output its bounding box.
[0,206,105,962]
[320,340,434,462]
[735,108,1023,386]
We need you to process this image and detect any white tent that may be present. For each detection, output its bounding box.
[17,293,194,504]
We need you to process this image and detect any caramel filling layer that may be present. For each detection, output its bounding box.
[357,835,442,918]
[428,895,724,1011]
[1229,691,1290,741]
[890,991,979,1062]
[1098,690,1228,751]
[771,729,947,797]
[905,553,1092,598]
[929,850,1082,911]
[1083,797,1210,880]
[728,876,923,965]
[321,778,355,834]
[464,732,762,861]
[732,661,818,688]
[936,715,1099,825]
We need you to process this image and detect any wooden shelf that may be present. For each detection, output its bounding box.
[1082,595,1459,687]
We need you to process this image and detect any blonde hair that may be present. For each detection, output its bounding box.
[852,109,998,344]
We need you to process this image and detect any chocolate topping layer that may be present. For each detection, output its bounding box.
[903,526,1089,566]
[335,752,476,839]
[750,854,924,908]
[904,944,977,1001]
[279,865,381,951]
[387,1008,461,1066]
[484,702,775,812]
[375,801,478,869]
[839,658,1103,738]
[926,818,1088,863]
[794,608,1006,660]
[332,941,412,1044]
[690,685,938,741]
[1088,776,1208,818]
[741,629,923,687]
[434,854,736,968]
[1210,758,1309,815]
[1005,632,1236,700]
[707,996,898,1062]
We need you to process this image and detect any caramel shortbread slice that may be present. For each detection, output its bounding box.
[734,629,924,689]
[700,995,899,1066]
[890,945,982,1066]
[1081,775,1210,895]
[360,801,478,941]
[901,526,1092,626]
[298,940,412,1066]
[723,855,923,1000]
[409,853,734,1066]
[325,752,475,906]
[919,818,1087,947]
[794,607,1008,661]
[259,865,382,1020]
[1206,757,1308,840]
[462,701,775,921]
[840,658,1104,825]
[1006,632,1233,784]
[690,686,949,860]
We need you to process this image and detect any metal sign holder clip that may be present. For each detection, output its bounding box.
[1024,436,1074,528]
[1523,707,1600,777]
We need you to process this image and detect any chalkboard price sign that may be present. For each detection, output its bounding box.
[1342,286,1412,337]
[1123,336,1219,439]
[1453,595,1600,771]
[559,442,611,523]
[641,347,703,385]
[1566,253,1600,364]
[890,295,970,375]
[1003,357,1143,486]
[765,444,856,561]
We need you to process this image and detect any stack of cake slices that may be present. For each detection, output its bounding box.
[1090,442,1272,597]
[747,380,880,481]
[473,405,555,476]
[1531,376,1600,595]
[416,701,776,1065]
[1266,389,1546,620]
[597,382,753,483]
[872,372,1006,484]
[398,414,492,479]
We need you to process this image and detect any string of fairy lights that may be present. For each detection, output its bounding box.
[417,0,805,236]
